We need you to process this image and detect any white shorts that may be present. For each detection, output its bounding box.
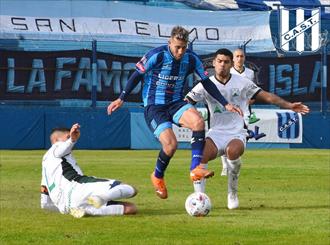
[206,128,247,157]
[67,179,119,211]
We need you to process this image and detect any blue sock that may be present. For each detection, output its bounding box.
[190,130,205,171]
[154,149,171,178]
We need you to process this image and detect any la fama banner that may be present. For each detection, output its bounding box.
[174,108,303,143]
[0,49,328,102]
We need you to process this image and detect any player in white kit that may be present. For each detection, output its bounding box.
[230,48,255,82]
[186,49,309,209]
[40,123,137,218]
[218,48,257,176]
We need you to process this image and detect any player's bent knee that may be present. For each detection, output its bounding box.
[162,141,177,156]
[226,146,243,160]
[131,186,138,197]
[191,117,205,131]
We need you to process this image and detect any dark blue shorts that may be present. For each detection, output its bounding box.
[144,100,194,138]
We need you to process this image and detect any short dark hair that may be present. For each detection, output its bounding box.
[215,48,233,60]
[171,26,189,43]
[50,127,70,135]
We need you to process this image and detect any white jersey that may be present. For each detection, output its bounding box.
[187,74,261,134]
[230,66,255,82]
[41,139,83,213]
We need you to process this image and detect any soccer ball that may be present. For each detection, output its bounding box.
[185,192,211,217]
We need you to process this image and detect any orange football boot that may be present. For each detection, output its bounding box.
[150,172,168,199]
[190,165,214,181]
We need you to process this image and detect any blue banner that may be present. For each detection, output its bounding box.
[0,0,274,53]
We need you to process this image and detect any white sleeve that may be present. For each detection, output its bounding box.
[186,83,205,103]
[244,79,261,100]
[41,194,59,212]
[52,139,76,158]
[246,67,255,83]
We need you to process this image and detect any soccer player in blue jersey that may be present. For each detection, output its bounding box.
[107,26,241,199]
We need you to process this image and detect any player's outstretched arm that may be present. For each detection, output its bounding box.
[70,123,80,142]
[40,186,59,212]
[53,123,80,158]
[256,91,310,115]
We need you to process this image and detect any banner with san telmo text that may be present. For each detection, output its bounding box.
[173,108,303,143]
[0,0,274,53]
[0,49,328,102]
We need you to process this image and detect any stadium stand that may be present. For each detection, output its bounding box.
[0,0,329,149]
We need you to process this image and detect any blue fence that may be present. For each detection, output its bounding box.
[0,106,328,149]
[0,107,130,149]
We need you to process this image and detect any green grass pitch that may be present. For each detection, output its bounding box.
[0,149,329,245]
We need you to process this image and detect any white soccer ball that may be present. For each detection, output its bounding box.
[185,192,211,217]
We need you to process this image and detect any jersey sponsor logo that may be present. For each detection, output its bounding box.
[279,8,321,53]
[276,112,300,139]
[158,74,184,81]
[155,80,182,90]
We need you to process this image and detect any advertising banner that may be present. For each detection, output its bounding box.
[1,50,328,103]
[174,108,303,143]
[0,0,274,53]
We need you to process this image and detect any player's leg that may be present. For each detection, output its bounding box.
[69,178,136,210]
[226,138,245,209]
[176,105,214,180]
[69,179,135,218]
[144,104,175,199]
[84,201,137,216]
[150,128,177,199]
[193,137,219,192]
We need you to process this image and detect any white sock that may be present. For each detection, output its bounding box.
[221,155,228,170]
[193,163,207,192]
[193,178,206,193]
[227,158,241,194]
[85,204,124,216]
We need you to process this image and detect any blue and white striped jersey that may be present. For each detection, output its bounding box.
[136,45,207,106]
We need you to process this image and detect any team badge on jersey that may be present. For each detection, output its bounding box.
[231,88,240,97]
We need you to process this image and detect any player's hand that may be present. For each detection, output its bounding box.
[225,104,243,116]
[70,123,80,142]
[107,98,124,115]
[291,102,310,115]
